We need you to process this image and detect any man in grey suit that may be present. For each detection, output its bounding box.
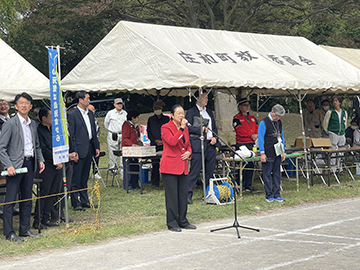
[0,92,45,242]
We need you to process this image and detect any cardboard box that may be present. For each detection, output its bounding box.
[122,146,156,157]
[294,137,332,148]
[295,138,311,148]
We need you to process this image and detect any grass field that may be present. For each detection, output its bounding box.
[0,110,358,259]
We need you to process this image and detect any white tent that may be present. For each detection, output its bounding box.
[319,45,360,71]
[62,21,360,96]
[0,39,49,101]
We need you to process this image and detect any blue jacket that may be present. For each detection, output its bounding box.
[258,113,285,156]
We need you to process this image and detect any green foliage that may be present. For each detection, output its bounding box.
[0,0,29,38]
[6,0,114,76]
[5,0,360,79]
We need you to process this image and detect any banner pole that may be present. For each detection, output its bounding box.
[56,45,69,227]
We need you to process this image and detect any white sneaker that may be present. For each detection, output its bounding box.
[94,173,102,180]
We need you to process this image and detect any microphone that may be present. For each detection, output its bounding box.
[181,118,192,127]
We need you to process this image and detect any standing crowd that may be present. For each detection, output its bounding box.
[1,91,355,240]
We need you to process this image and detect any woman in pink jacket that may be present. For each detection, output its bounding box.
[160,104,196,232]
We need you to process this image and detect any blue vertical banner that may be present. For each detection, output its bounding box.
[48,47,69,164]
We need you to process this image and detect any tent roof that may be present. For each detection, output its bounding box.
[62,21,360,96]
[0,39,49,101]
[319,45,360,70]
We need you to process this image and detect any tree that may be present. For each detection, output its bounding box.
[6,0,114,76]
[0,0,29,38]
[6,0,360,79]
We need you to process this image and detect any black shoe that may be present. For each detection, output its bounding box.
[6,233,24,242]
[245,186,257,192]
[42,220,59,227]
[182,224,197,230]
[74,206,85,211]
[32,222,47,230]
[19,230,40,237]
[169,227,182,232]
[187,198,193,205]
[81,203,98,209]
[60,216,74,223]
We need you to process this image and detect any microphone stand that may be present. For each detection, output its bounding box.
[207,126,260,238]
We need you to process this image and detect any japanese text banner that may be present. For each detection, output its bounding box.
[48,48,69,164]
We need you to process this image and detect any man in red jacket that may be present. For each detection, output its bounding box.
[233,98,258,191]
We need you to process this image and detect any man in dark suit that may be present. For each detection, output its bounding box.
[0,99,12,215]
[185,90,220,204]
[147,100,169,187]
[0,99,11,132]
[0,92,45,242]
[68,91,100,211]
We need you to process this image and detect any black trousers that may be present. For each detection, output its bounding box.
[3,158,34,237]
[187,143,217,200]
[122,157,140,190]
[58,162,73,219]
[71,147,93,208]
[151,157,161,186]
[162,173,190,229]
[34,164,62,224]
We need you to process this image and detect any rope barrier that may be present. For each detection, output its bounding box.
[64,182,102,234]
[0,187,90,206]
[0,182,102,234]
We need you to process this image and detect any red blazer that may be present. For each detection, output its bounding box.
[160,120,192,175]
[122,121,139,147]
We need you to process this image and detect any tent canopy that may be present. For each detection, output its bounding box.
[62,21,360,96]
[0,39,49,101]
[320,45,360,71]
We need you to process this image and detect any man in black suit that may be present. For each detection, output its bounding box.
[0,99,12,215]
[68,91,100,211]
[0,92,45,242]
[0,99,11,132]
[185,90,220,204]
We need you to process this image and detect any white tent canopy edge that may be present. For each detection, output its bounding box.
[0,39,49,101]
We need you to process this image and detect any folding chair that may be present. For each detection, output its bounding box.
[91,151,120,188]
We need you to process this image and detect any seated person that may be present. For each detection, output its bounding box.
[352,119,360,146]
[121,110,142,190]
[303,99,322,138]
[345,118,358,146]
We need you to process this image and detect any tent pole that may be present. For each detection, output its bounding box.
[185,87,207,205]
[256,93,259,120]
[298,90,310,190]
[198,87,207,205]
[56,45,70,227]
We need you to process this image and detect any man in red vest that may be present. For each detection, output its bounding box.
[233,98,258,192]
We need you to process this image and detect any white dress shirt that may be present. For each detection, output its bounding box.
[18,114,33,157]
[0,114,10,122]
[196,104,213,139]
[77,106,92,140]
